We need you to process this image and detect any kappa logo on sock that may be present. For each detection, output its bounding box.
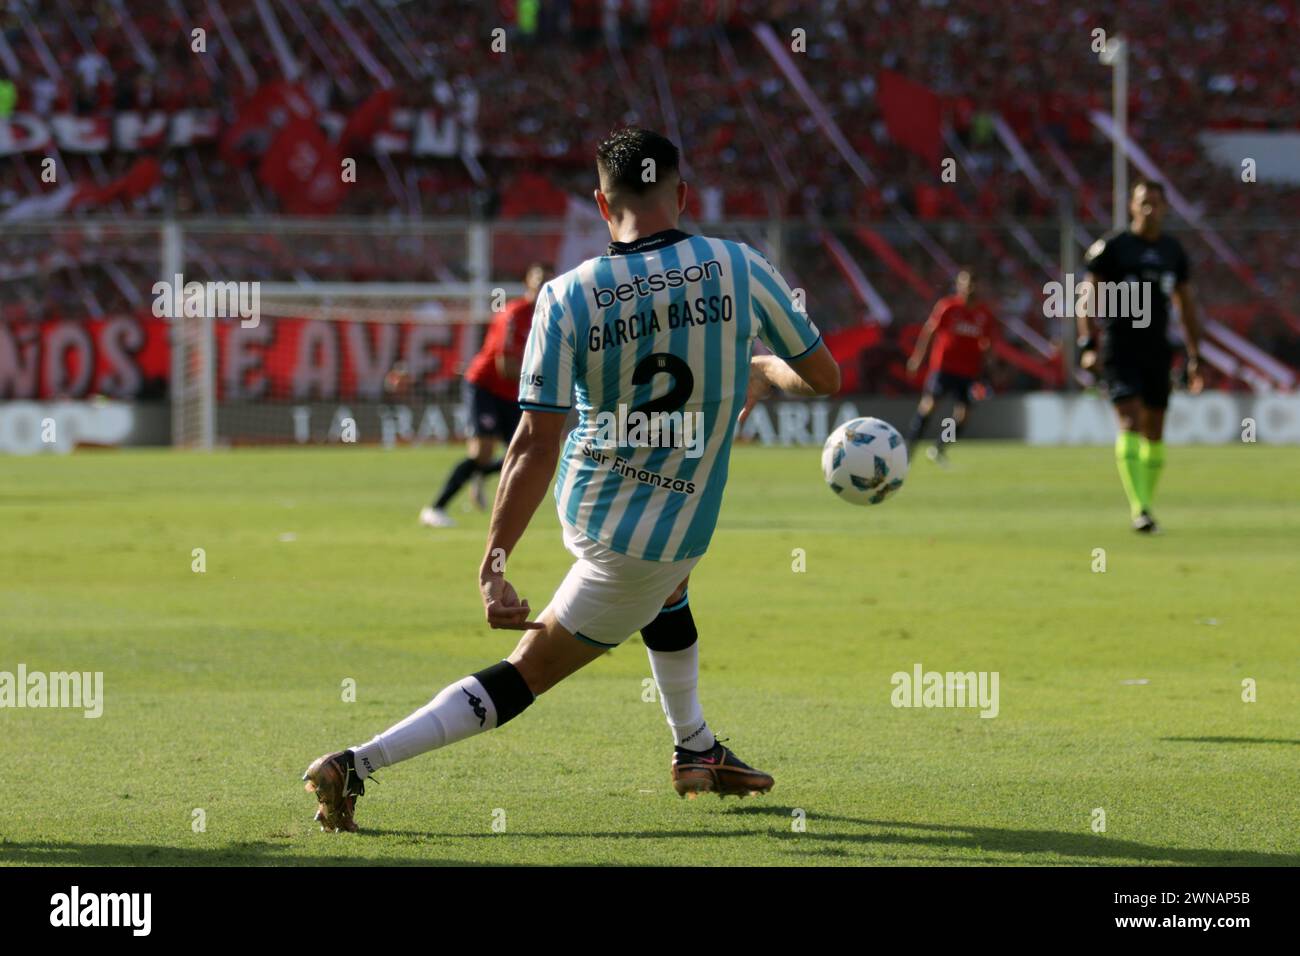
[462,687,487,726]
[360,755,374,774]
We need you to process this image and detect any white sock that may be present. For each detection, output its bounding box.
[647,644,715,752]
[351,675,497,778]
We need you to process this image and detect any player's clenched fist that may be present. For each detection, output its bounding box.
[480,572,541,630]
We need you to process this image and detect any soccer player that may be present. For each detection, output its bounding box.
[419,262,551,528]
[904,267,997,465]
[305,128,840,831]
[1078,179,1203,533]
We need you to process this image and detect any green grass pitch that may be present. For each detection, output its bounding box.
[3,441,1297,866]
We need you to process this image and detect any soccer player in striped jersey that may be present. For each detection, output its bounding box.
[303,128,839,830]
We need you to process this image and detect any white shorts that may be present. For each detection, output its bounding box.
[546,519,702,648]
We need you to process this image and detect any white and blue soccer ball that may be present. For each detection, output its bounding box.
[821,417,908,506]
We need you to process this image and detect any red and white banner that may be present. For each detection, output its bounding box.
[0,316,467,401]
[1,157,162,222]
[0,107,473,158]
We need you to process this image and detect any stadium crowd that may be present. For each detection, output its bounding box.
[1,0,1296,395]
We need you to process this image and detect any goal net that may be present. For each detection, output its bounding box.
[172,283,522,448]
[166,218,557,448]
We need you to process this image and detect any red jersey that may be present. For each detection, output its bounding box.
[465,297,535,400]
[926,296,997,378]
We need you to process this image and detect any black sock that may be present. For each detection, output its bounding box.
[477,458,503,477]
[433,458,478,509]
[907,411,930,447]
[471,660,535,725]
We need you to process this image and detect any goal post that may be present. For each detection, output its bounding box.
[165,220,216,450]
[201,283,522,447]
[165,220,538,448]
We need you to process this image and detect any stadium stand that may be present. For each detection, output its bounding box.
[2,0,1297,398]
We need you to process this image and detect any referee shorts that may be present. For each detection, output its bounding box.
[1102,349,1173,410]
[545,519,702,648]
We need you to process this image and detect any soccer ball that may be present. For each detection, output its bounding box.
[821,417,908,505]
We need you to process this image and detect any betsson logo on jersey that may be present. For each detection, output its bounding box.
[590,260,723,308]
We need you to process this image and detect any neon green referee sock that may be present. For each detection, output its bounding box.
[1114,431,1146,518]
[1139,438,1166,509]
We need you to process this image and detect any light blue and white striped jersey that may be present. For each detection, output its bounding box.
[518,229,820,562]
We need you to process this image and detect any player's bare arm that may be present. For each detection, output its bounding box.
[479,409,568,629]
[739,345,841,426]
[907,317,938,374]
[495,352,522,380]
[1174,281,1204,393]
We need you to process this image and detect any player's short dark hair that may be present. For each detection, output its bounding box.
[595,127,680,196]
[1131,178,1166,198]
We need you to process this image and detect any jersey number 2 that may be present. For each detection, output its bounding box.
[631,352,694,415]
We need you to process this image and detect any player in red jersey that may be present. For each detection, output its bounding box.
[904,268,998,466]
[420,262,551,528]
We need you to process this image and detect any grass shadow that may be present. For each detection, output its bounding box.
[718,806,1300,866]
[0,839,475,867]
[6,805,1296,867]
[1160,736,1300,746]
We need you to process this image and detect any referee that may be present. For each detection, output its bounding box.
[1078,179,1203,533]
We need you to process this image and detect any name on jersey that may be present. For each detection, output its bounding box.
[591,260,723,309]
[587,295,734,353]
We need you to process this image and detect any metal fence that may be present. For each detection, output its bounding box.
[2,216,1295,445]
